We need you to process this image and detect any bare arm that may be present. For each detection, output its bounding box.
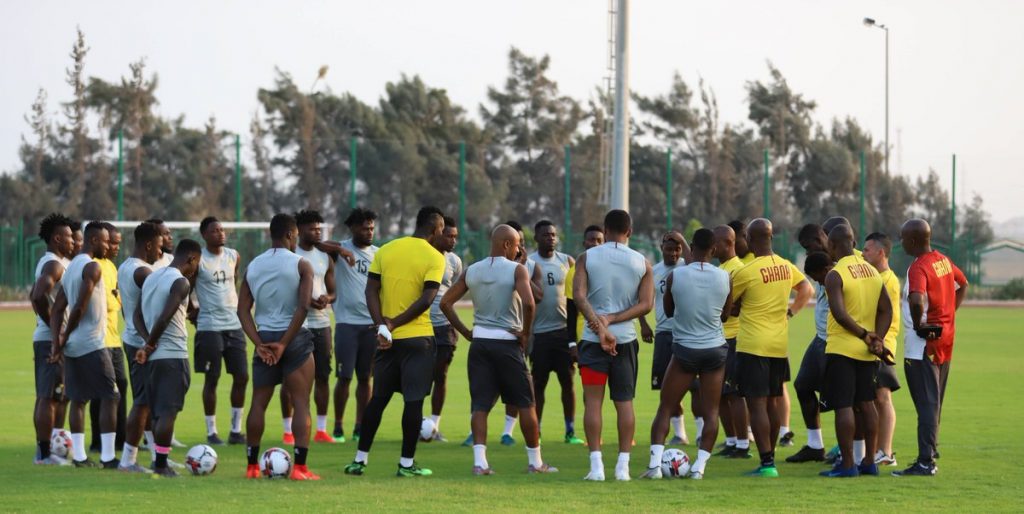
[236,271,263,346]
[605,260,655,324]
[515,264,536,351]
[316,240,355,267]
[908,292,926,332]
[954,283,968,310]
[663,272,675,319]
[31,261,63,327]
[389,285,440,329]
[140,278,191,359]
[790,279,814,316]
[323,255,337,304]
[366,274,384,327]
[63,262,101,339]
[572,254,599,331]
[48,288,68,360]
[440,271,472,342]
[530,264,544,303]
[721,280,735,324]
[874,286,893,340]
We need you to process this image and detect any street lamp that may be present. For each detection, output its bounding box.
[863,17,889,175]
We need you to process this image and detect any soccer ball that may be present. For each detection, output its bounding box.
[661,448,691,478]
[419,417,436,442]
[260,447,292,479]
[50,430,72,459]
[185,444,218,476]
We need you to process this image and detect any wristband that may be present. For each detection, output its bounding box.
[568,341,578,348]
[377,324,393,343]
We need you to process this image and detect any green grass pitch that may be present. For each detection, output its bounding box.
[0,307,1021,512]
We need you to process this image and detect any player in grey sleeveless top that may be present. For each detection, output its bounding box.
[288,210,337,443]
[29,213,76,465]
[573,210,654,482]
[527,220,582,445]
[237,213,319,479]
[440,224,556,474]
[134,239,201,477]
[427,216,463,441]
[50,222,120,467]
[645,228,733,480]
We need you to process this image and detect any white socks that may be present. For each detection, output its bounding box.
[853,439,866,464]
[589,451,603,474]
[670,416,684,439]
[71,433,87,461]
[121,444,138,466]
[206,415,217,436]
[503,415,517,437]
[779,426,790,439]
[649,444,665,469]
[526,446,543,468]
[144,431,156,460]
[100,432,116,462]
[51,428,62,437]
[736,438,750,450]
[615,452,631,480]
[695,417,705,439]
[231,408,244,433]
[693,449,711,474]
[399,457,414,468]
[283,417,293,434]
[355,450,369,464]
[807,429,824,450]
[473,444,489,469]
[317,415,328,432]
[726,436,737,447]
[431,414,441,431]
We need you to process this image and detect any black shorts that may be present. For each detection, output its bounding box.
[194,330,248,379]
[875,361,902,392]
[434,324,458,346]
[434,338,455,368]
[735,352,789,399]
[578,339,639,402]
[33,340,64,400]
[308,327,332,381]
[64,348,121,403]
[530,329,575,379]
[252,329,314,388]
[722,338,740,396]
[373,336,435,402]
[651,331,673,390]
[108,347,127,386]
[469,338,534,412]
[125,347,149,406]
[335,323,377,380]
[672,343,728,375]
[794,336,827,394]
[146,358,191,419]
[822,354,878,410]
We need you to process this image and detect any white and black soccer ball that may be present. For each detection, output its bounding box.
[661,448,691,478]
[419,417,437,442]
[50,430,72,459]
[185,444,219,476]
[260,447,292,478]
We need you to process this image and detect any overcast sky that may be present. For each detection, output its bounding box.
[3,0,1022,221]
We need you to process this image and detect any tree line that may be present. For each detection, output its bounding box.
[1,29,993,249]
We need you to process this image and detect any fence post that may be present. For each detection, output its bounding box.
[859,150,866,239]
[564,145,571,234]
[349,137,358,209]
[117,129,124,221]
[459,141,466,236]
[951,153,957,251]
[666,148,673,231]
[763,149,771,219]
[17,219,24,287]
[235,134,242,221]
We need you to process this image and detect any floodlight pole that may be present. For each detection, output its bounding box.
[610,0,630,211]
[864,18,890,175]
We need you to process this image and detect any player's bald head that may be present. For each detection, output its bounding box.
[900,218,932,257]
[491,224,519,245]
[747,218,772,242]
[828,224,854,244]
[822,216,851,237]
[827,224,855,260]
[713,225,735,244]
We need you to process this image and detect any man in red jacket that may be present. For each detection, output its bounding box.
[894,219,968,477]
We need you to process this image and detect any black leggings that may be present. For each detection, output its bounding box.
[357,391,424,460]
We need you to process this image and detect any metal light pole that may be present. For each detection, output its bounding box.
[863,17,889,175]
[610,0,630,211]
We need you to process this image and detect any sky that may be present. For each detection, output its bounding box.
[3,0,1022,222]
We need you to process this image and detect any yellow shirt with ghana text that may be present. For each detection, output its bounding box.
[878,268,901,355]
[95,258,122,348]
[731,255,805,358]
[369,236,446,340]
[825,254,883,361]
[718,256,744,340]
[739,252,755,265]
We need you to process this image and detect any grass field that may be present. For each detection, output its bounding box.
[0,307,1022,512]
